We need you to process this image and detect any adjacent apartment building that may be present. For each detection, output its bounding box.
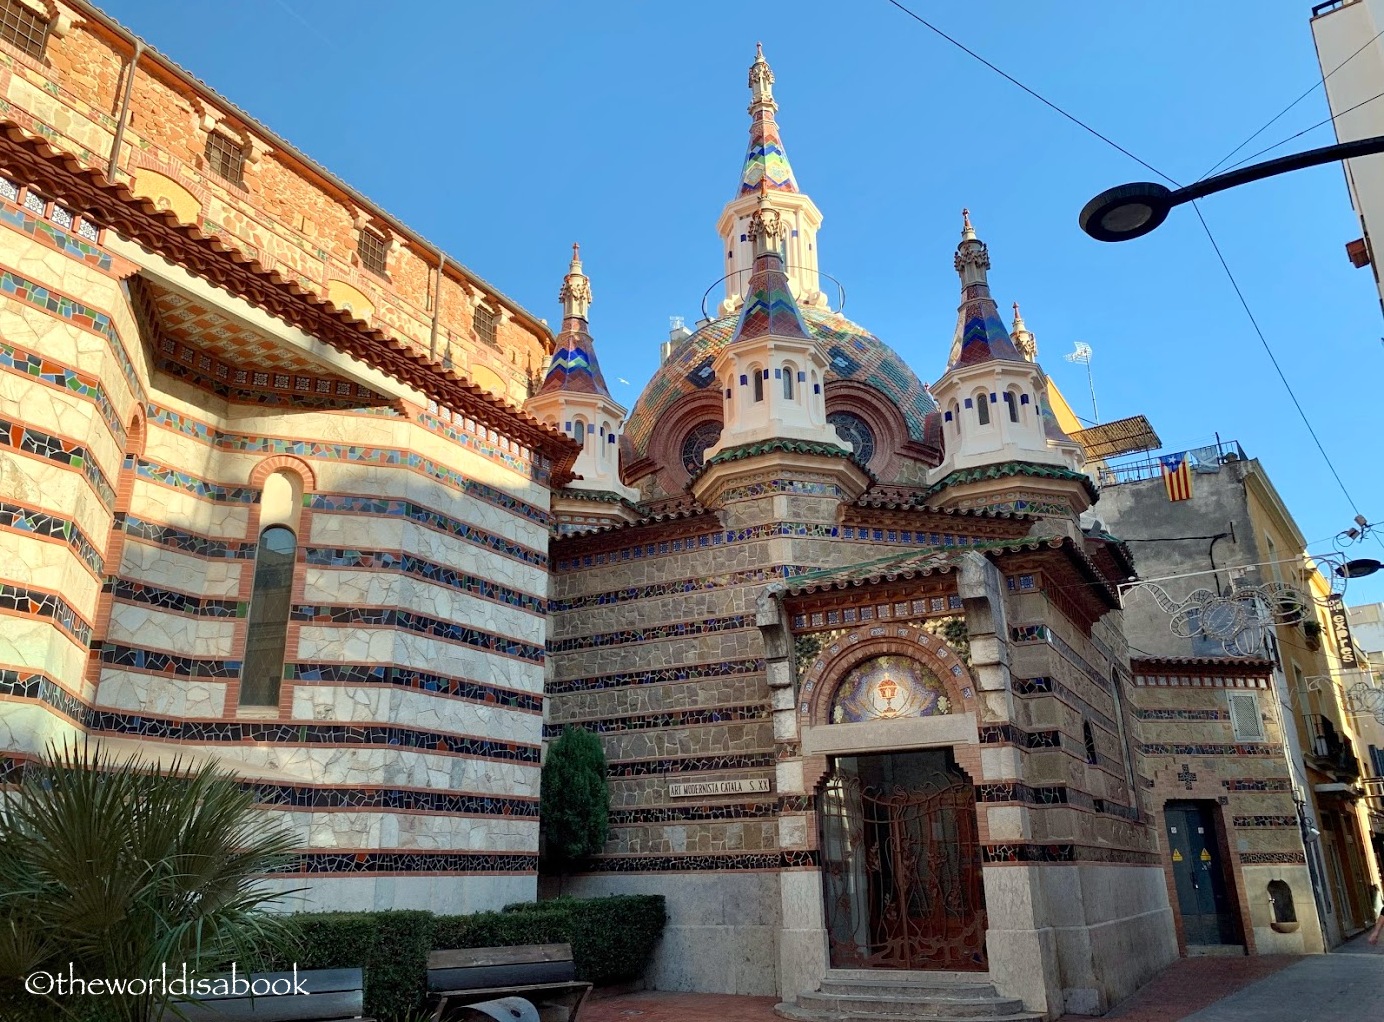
[1098,443,1381,950]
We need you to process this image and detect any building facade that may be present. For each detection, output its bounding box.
[1344,602,1384,875]
[1098,447,1380,950]
[0,0,578,915]
[1310,0,1384,315]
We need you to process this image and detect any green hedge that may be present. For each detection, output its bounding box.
[271,895,665,1021]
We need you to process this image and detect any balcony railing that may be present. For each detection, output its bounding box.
[1308,714,1362,782]
[1094,439,1247,488]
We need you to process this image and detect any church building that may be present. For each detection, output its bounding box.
[2,4,1336,1018]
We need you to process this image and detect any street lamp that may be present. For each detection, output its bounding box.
[1080,134,1384,242]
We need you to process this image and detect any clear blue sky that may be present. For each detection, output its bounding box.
[101,0,1384,604]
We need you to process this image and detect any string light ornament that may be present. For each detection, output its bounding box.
[1135,579,1314,658]
[1345,682,1384,726]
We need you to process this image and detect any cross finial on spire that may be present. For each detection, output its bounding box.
[1010,301,1037,361]
[558,242,592,320]
[961,208,976,241]
[749,42,775,92]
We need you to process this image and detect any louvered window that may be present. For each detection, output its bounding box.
[1228,692,1265,742]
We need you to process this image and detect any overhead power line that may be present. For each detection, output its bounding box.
[1199,26,1384,181]
[881,0,1180,188]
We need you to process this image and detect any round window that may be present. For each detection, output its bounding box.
[680,421,723,474]
[827,411,876,465]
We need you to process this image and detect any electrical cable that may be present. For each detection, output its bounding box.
[1217,87,1384,177]
[1189,202,1365,519]
[1199,26,1384,181]
[881,0,1180,187]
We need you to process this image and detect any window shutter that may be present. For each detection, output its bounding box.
[1228,692,1264,742]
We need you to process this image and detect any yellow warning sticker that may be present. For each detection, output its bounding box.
[1200,849,1212,862]
[1172,849,1183,862]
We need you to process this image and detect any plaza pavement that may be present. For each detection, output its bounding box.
[582,932,1384,1022]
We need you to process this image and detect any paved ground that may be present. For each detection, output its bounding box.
[583,934,1384,1022]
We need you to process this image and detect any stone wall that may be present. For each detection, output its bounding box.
[0,173,550,912]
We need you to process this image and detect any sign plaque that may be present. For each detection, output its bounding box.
[668,778,771,798]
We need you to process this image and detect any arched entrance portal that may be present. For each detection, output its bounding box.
[819,747,987,971]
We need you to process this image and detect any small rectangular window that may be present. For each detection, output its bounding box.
[0,0,50,60]
[204,131,247,184]
[1228,692,1265,742]
[358,229,388,276]
[474,305,497,348]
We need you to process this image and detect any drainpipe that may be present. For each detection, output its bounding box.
[429,252,446,361]
[106,38,143,183]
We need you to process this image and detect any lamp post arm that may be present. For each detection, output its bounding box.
[1167,134,1384,209]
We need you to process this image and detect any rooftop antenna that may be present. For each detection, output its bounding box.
[1064,341,1098,424]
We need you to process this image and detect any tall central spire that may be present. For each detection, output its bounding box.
[947,210,1023,367]
[718,44,825,316]
[740,42,798,195]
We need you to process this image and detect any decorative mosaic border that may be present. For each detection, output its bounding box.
[248,782,538,817]
[577,850,817,873]
[1239,851,1306,864]
[1011,675,1118,734]
[551,565,795,613]
[0,499,103,574]
[1221,777,1292,792]
[1232,816,1297,828]
[149,406,551,527]
[302,549,545,614]
[608,802,779,826]
[0,415,116,506]
[979,723,1063,749]
[98,642,241,678]
[606,753,774,777]
[0,668,86,722]
[307,493,547,560]
[0,199,111,271]
[555,523,988,572]
[982,844,1162,865]
[78,706,539,762]
[0,582,92,645]
[111,578,243,618]
[417,409,537,483]
[290,604,545,664]
[276,851,538,875]
[135,459,259,503]
[0,336,125,442]
[718,479,844,503]
[1,267,142,401]
[546,658,764,696]
[1135,707,1227,721]
[543,704,769,739]
[121,514,255,559]
[548,614,751,653]
[288,662,541,712]
[1140,742,1284,757]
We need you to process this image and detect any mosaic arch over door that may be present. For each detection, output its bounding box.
[829,655,951,723]
[798,623,978,728]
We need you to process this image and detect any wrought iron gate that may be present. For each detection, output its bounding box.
[819,754,987,970]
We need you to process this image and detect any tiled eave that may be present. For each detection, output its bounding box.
[0,121,581,485]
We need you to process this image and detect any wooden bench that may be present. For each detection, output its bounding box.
[159,967,373,1021]
[426,944,590,1022]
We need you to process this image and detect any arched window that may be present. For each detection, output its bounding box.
[1082,719,1098,766]
[950,401,961,434]
[240,524,297,708]
[827,411,876,465]
[601,421,613,460]
[1004,391,1018,422]
[753,368,764,403]
[976,393,990,426]
[782,362,795,400]
[680,420,723,474]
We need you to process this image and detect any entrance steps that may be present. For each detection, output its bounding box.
[775,970,1045,1022]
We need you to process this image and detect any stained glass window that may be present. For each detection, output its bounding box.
[827,411,876,465]
[680,420,722,474]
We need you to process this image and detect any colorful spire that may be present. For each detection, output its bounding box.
[739,43,798,195]
[947,209,1023,368]
[730,199,811,342]
[537,243,610,397]
[1010,302,1037,361]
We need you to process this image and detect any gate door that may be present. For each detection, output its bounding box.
[819,749,987,970]
[1164,801,1239,946]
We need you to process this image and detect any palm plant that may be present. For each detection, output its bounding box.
[0,740,301,1022]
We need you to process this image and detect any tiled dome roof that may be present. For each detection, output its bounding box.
[625,307,937,458]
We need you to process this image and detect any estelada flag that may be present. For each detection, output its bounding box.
[1160,453,1193,502]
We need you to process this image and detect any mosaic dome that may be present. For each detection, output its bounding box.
[624,307,937,459]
